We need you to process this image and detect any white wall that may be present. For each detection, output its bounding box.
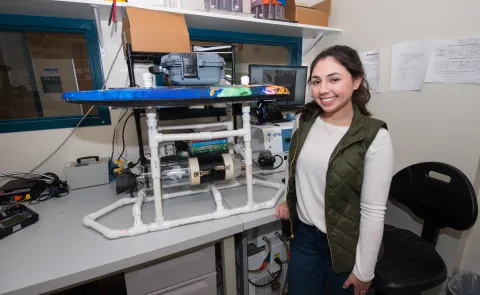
[302,0,480,293]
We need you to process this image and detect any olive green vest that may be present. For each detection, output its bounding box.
[286,106,387,274]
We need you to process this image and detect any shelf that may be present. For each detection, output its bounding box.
[3,0,342,39]
[0,0,126,21]
[129,4,342,39]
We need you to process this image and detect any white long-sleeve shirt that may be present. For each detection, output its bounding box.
[287,116,394,282]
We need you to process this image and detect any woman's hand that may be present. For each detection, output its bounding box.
[343,273,371,295]
[275,201,290,220]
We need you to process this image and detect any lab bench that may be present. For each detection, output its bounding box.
[0,172,284,295]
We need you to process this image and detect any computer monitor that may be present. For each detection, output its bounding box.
[249,64,308,110]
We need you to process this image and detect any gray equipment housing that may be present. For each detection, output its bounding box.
[161,53,225,86]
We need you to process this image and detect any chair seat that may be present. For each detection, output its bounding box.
[372,225,447,294]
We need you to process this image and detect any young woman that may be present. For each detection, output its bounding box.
[275,45,394,295]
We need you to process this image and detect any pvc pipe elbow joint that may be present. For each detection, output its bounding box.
[214,210,230,219]
[83,216,94,227]
[103,230,121,240]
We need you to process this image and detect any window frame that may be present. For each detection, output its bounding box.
[0,13,111,133]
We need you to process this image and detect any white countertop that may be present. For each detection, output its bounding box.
[0,172,284,295]
[223,172,286,230]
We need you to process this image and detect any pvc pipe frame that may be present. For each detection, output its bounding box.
[82,106,285,239]
[158,121,235,154]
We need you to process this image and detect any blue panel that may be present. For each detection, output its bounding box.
[282,128,292,152]
[0,13,110,133]
[62,84,290,107]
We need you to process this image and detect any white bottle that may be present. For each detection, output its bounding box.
[241,76,249,86]
[143,72,155,88]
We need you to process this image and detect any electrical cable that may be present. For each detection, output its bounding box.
[0,175,49,182]
[117,111,135,162]
[281,268,289,295]
[0,172,54,180]
[115,131,130,162]
[0,174,68,207]
[252,154,283,171]
[111,71,138,164]
[248,237,272,274]
[30,106,94,172]
[29,191,54,205]
[273,155,284,170]
[275,232,291,295]
[30,42,124,172]
[248,258,283,288]
[102,43,123,90]
[131,157,141,167]
[110,109,129,162]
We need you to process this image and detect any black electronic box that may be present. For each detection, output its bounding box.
[0,204,39,239]
[0,179,44,205]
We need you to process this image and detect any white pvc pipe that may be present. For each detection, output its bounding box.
[253,179,282,189]
[91,5,104,56]
[216,182,242,190]
[83,198,134,222]
[163,182,241,199]
[81,104,289,240]
[210,184,225,211]
[82,180,284,239]
[88,220,121,239]
[156,129,247,143]
[147,112,164,224]
[168,213,216,227]
[228,182,285,215]
[159,121,235,154]
[242,106,254,208]
[164,187,211,199]
[158,121,233,131]
[133,190,145,226]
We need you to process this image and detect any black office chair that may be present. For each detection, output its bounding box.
[372,162,478,295]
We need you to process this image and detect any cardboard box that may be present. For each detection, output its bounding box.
[286,0,331,27]
[295,6,329,26]
[122,7,191,53]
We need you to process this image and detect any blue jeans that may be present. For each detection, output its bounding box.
[288,221,354,295]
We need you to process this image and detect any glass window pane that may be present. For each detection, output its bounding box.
[0,30,97,121]
[0,31,39,120]
[191,41,290,82]
[235,43,289,77]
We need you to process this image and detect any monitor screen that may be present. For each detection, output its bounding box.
[249,64,308,109]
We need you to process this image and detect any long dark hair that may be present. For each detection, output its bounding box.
[299,45,371,121]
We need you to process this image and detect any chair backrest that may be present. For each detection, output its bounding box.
[389,162,478,234]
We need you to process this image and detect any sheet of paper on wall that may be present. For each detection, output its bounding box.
[424,37,480,84]
[360,49,380,93]
[390,40,431,91]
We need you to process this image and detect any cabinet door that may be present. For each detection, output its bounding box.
[125,246,215,295]
[151,272,216,295]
